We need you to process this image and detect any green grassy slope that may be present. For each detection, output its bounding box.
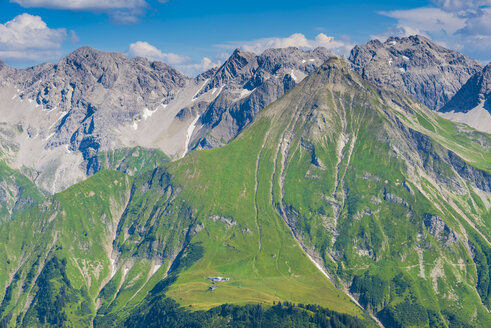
[164,120,361,314]
[0,160,44,222]
[0,58,490,327]
[164,59,491,327]
[97,146,169,176]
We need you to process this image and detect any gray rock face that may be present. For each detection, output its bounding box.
[349,35,482,110]
[440,63,491,114]
[0,46,334,193]
[194,49,258,98]
[1,47,189,175]
[423,214,459,246]
[191,47,335,149]
[400,121,491,193]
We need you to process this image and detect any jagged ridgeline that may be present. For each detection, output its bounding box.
[1,58,491,327]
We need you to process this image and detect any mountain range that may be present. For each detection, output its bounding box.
[0,35,490,327]
[0,46,333,194]
[0,35,488,197]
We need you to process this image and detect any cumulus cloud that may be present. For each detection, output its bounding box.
[178,57,221,76]
[127,41,220,76]
[11,0,147,10]
[375,0,491,62]
[432,0,490,12]
[379,8,466,35]
[218,33,354,56]
[0,13,67,62]
[69,30,79,43]
[10,0,151,24]
[128,41,190,64]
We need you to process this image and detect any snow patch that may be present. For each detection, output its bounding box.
[209,85,224,101]
[403,55,409,60]
[309,58,315,62]
[388,59,393,66]
[11,94,16,100]
[152,264,161,275]
[389,40,397,46]
[215,85,225,97]
[132,122,138,130]
[239,88,253,99]
[302,59,306,63]
[290,70,298,82]
[399,67,406,73]
[123,267,129,278]
[28,99,33,104]
[182,114,200,158]
[142,107,155,120]
[192,78,210,101]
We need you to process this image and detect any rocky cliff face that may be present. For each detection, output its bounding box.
[439,63,491,134]
[191,47,334,149]
[440,63,491,113]
[0,46,333,193]
[1,47,188,174]
[349,35,482,110]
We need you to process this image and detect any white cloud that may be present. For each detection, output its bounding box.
[375,1,491,62]
[127,41,220,76]
[379,8,466,35]
[218,33,354,56]
[10,0,148,10]
[127,41,190,65]
[178,57,221,76]
[431,0,491,12]
[70,30,79,43]
[11,0,150,24]
[0,13,67,61]
[110,10,141,24]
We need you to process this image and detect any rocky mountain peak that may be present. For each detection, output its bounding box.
[479,63,491,94]
[190,47,335,151]
[230,47,248,58]
[440,63,491,114]
[349,35,482,110]
[217,48,257,80]
[0,46,191,190]
[197,66,219,80]
[56,47,186,83]
[64,45,105,59]
[314,57,357,85]
[59,47,124,72]
[385,34,429,46]
[193,48,257,97]
[257,47,333,74]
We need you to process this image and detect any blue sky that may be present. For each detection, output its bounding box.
[0,0,489,75]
